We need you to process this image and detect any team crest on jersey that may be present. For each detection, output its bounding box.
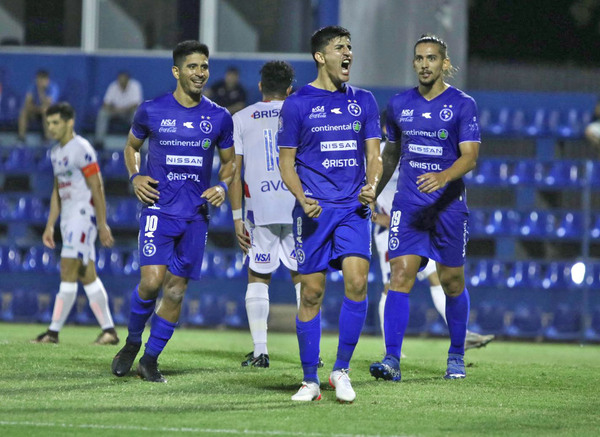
[347,100,361,117]
[199,120,212,133]
[296,248,305,264]
[352,121,361,133]
[389,237,399,251]
[84,153,92,162]
[201,138,211,150]
[440,105,453,121]
[142,243,156,257]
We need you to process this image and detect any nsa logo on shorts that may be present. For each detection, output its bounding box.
[296,249,305,264]
[439,106,453,121]
[143,243,156,257]
[389,237,399,251]
[347,101,361,117]
[199,120,212,134]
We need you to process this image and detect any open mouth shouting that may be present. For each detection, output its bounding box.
[341,58,351,76]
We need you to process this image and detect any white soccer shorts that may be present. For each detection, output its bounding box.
[246,222,297,274]
[60,216,97,266]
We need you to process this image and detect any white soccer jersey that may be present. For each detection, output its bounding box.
[50,135,99,223]
[376,141,398,215]
[233,100,295,225]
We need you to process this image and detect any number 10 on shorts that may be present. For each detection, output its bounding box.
[144,215,158,238]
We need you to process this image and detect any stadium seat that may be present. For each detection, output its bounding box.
[543,161,581,188]
[185,294,223,327]
[590,214,600,240]
[0,245,22,272]
[209,250,245,279]
[123,250,140,276]
[109,198,139,227]
[2,147,36,174]
[101,151,126,178]
[35,293,53,324]
[1,290,15,321]
[584,306,600,342]
[484,209,519,236]
[539,262,570,290]
[467,259,505,288]
[209,202,234,229]
[519,211,556,238]
[548,108,585,139]
[470,302,506,335]
[523,108,549,137]
[472,160,509,186]
[505,305,544,338]
[555,211,583,239]
[37,148,53,171]
[508,160,539,185]
[21,246,46,272]
[544,304,581,341]
[505,260,543,289]
[11,289,38,319]
[468,209,487,236]
[221,296,247,328]
[96,248,124,275]
[75,295,95,325]
[483,107,511,136]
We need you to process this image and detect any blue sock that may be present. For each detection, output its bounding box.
[384,290,410,360]
[445,288,470,356]
[144,314,177,359]
[126,285,156,345]
[333,297,367,370]
[296,311,321,384]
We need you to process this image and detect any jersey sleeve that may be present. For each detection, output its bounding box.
[76,141,100,178]
[386,99,401,143]
[458,97,481,143]
[217,111,234,149]
[363,91,381,140]
[233,112,244,155]
[277,98,302,148]
[131,101,150,140]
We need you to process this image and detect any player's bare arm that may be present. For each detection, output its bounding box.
[85,171,114,248]
[279,147,322,218]
[201,146,236,207]
[228,154,251,253]
[417,141,479,194]
[359,137,382,206]
[376,140,401,198]
[42,177,61,249]
[124,131,160,204]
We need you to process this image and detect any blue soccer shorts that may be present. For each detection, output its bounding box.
[387,204,469,268]
[139,209,208,280]
[293,203,372,274]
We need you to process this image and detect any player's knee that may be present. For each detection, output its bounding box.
[300,283,324,307]
[162,285,186,306]
[389,269,415,292]
[139,276,162,296]
[440,274,464,297]
[344,274,367,298]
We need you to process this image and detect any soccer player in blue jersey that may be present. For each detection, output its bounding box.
[369,34,481,382]
[111,40,235,383]
[278,26,382,402]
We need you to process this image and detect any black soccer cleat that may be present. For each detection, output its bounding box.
[241,351,270,368]
[111,341,141,377]
[31,330,59,344]
[137,356,167,383]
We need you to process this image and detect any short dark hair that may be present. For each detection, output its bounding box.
[36,69,49,78]
[46,102,75,121]
[173,40,209,67]
[260,61,295,95]
[310,26,351,60]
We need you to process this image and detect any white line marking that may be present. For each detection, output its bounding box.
[0,421,412,437]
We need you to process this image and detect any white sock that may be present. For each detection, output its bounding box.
[430,284,447,325]
[49,282,78,332]
[294,282,301,310]
[83,278,115,330]
[379,292,387,344]
[246,282,269,356]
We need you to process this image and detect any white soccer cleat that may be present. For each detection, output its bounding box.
[329,369,356,403]
[291,381,321,401]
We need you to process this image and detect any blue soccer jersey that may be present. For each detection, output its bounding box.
[131,93,233,219]
[387,86,480,212]
[278,84,380,206]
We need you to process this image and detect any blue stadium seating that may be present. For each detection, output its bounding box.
[505,305,544,338]
[539,262,571,290]
[109,198,139,227]
[544,304,581,341]
[467,259,505,288]
[555,212,583,239]
[209,202,234,229]
[208,250,245,279]
[543,160,582,188]
[101,151,126,178]
[519,211,556,238]
[96,248,124,275]
[471,160,510,186]
[0,245,22,272]
[508,160,541,186]
[505,260,543,289]
[1,147,36,174]
[470,302,506,335]
[123,250,140,276]
[584,306,600,342]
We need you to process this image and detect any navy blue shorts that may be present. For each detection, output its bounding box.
[139,209,208,280]
[387,204,469,268]
[293,203,372,274]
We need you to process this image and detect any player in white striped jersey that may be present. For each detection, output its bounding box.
[32,102,118,345]
[229,61,299,368]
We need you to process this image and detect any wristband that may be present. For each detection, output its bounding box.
[217,181,228,194]
[129,172,140,183]
[232,209,243,221]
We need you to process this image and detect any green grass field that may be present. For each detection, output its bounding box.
[0,323,598,437]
